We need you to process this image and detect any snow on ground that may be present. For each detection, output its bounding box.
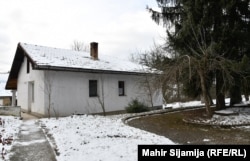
[39,99,250,161]
[40,114,174,161]
[166,97,250,126]
[163,100,204,109]
[0,116,22,160]
[1,97,250,161]
[163,97,232,109]
[185,107,250,126]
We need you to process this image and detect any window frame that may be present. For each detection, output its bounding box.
[89,80,98,97]
[118,81,125,96]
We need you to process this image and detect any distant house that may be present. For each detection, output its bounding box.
[0,73,12,106]
[5,42,162,117]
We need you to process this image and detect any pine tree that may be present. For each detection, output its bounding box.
[148,0,250,114]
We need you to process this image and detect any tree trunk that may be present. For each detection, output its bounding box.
[216,70,225,110]
[229,75,242,106]
[207,90,214,105]
[198,69,212,117]
[245,94,249,101]
[99,75,106,116]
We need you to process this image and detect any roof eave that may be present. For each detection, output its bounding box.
[5,43,37,90]
[34,65,156,75]
[5,43,23,90]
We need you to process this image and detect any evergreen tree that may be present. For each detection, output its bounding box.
[148,0,250,112]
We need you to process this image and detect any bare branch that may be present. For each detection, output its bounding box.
[71,40,90,52]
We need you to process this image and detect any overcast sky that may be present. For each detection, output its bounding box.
[0,0,165,72]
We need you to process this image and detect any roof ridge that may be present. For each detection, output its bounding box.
[20,42,88,54]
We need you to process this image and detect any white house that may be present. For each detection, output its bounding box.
[5,42,162,117]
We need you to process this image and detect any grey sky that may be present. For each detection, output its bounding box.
[0,0,165,72]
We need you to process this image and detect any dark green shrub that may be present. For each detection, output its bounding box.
[125,99,149,113]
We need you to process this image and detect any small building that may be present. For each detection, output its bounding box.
[0,73,12,106]
[5,42,162,117]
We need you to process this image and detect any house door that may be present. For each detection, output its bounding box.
[28,82,34,113]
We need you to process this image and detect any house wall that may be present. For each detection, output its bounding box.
[17,57,46,115]
[44,70,162,117]
[17,57,162,117]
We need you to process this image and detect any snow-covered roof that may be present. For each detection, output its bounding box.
[0,73,12,97]
[6,42,159,90]
[20,43,152,74]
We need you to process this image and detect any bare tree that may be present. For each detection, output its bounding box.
[41,71,59,119]
[163,27,238,117]
[97,75,106,116]
[139,72,162,109]
[132,45,184,104]
[71,40,90,52]
[144,74,154,108]
[138,25,240,118]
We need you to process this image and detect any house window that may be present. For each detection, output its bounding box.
[118,81,125,96]
[27,59,30,73]
[89,80,98,97]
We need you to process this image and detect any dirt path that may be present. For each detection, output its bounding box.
[127,108,250,145]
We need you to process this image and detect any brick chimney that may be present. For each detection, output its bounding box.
[90,42,98,60]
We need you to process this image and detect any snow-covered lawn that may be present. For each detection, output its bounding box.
[40,114,174,161]
[39,106,250,161]
[1,97,250,161]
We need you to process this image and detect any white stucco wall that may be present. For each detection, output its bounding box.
[43,70,162,116]
[17,57,45,115]
[17,58,162,117]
